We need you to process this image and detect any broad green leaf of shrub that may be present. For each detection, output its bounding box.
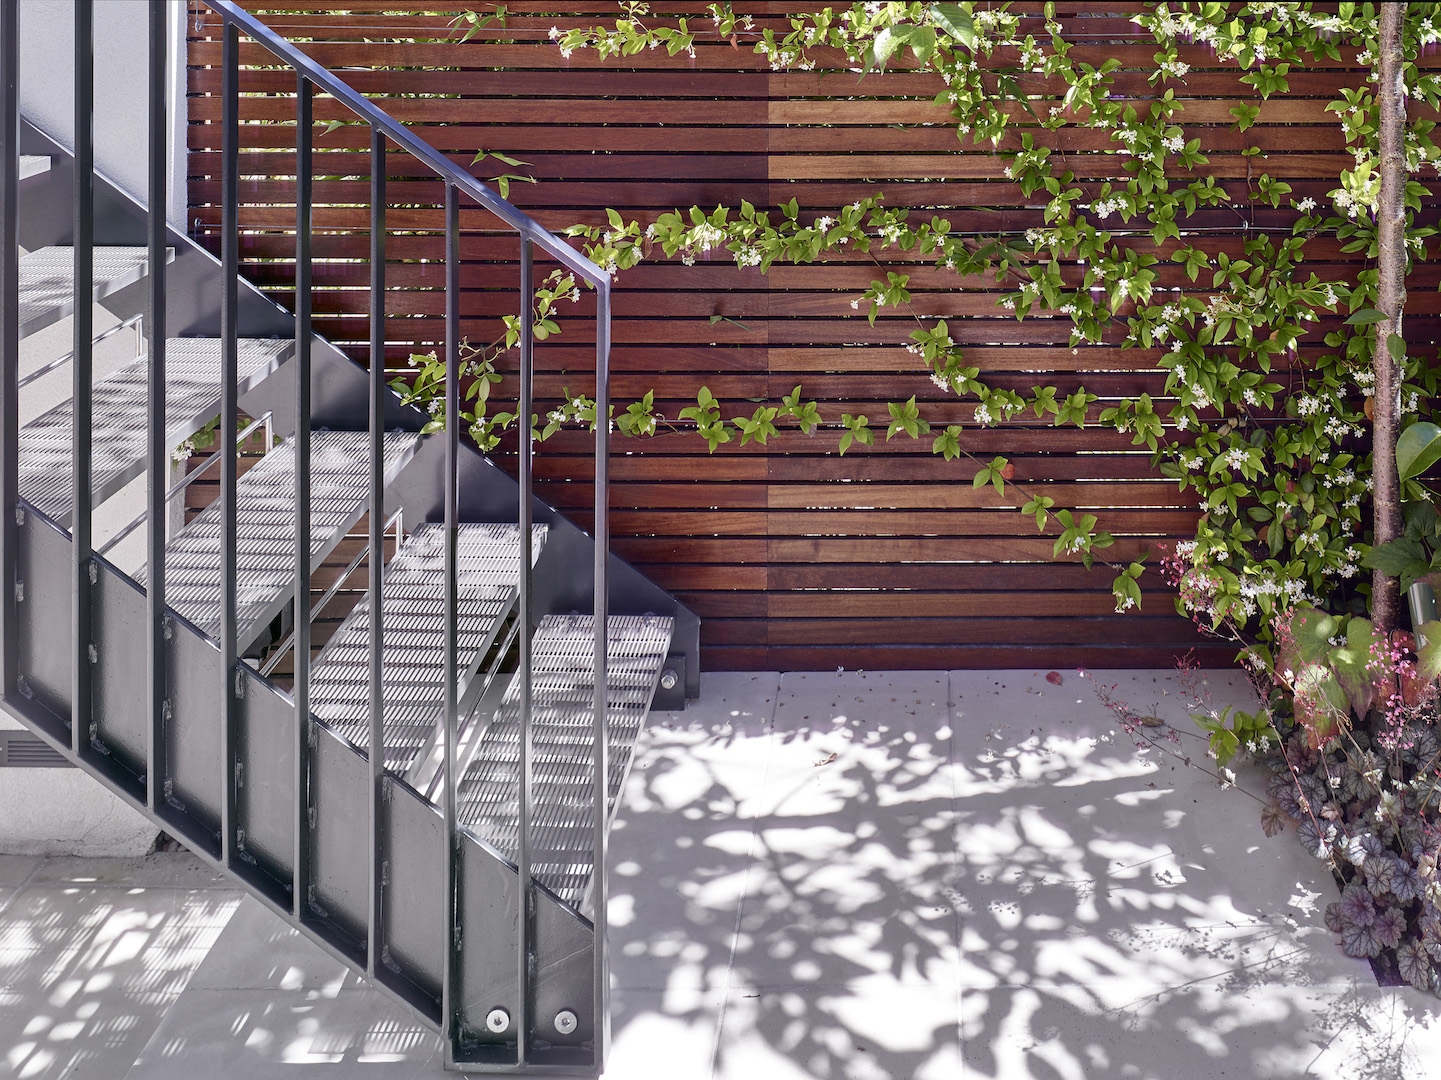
[1331,617,1381,720]
[1293,662,1349,746]
[1281,605,1341,673]
[1397,422,1441,482]
[1416,622,1441,682]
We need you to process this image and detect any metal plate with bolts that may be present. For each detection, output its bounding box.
[650,653,686,712]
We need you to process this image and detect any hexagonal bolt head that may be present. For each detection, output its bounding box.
[485,1008,510,1034]
[554,1009,578,1035]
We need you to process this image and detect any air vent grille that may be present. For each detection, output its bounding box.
[0,730,71,769]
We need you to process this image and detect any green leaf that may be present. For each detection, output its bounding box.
[1345,307,1387,326]
[1364,537,1429,585]
[930,3,976,48]
[1397,422,1441,482]
[1293,662,1349,744]
[1417,622,1441,681]
[1331,617,1381,720]
[1285,605,1341,667]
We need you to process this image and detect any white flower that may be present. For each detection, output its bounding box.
[1296,197,1317,213]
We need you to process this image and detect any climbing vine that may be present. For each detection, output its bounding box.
[407,1,1441,630]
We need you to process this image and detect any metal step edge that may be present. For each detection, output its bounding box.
[19,155,50,180]
[19,337,294,524]
[139,429,422,649]
[17,245,174,339]
[312,522,550,775]
[453,613,675,911]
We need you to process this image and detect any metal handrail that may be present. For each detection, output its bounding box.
[205,1,610,290]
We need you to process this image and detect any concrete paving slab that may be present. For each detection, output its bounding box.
[26,853,229,889]
[606,988,726,1080]
[609,673,780,993]
[0,852,41,887]
[184,897,352,993]
[0,878,239,1080]
[717,982,963,1080]
[124,984,443,1078]
[761,670,953,816]
[958,978,1433,1080]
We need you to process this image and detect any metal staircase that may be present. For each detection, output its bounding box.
[0,2,698,1073]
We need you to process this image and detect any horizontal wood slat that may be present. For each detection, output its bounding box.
[189,2,1384,673]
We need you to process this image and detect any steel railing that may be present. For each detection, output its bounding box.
[0,1,615,1070]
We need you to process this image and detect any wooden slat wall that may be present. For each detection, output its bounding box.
[186,1,1421,671]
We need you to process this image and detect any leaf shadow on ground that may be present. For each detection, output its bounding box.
[607,670,1441,1080]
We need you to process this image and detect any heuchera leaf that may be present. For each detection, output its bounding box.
[1341,918,1383,959]
[1346,832,1386,866]
[1325,902,1345,934]
[1261,802,1286,837]
[1364,854,1405,898]
[1338,882,1377,927]
[1298,817,1329,858]
[1398,941,1432,991]
[1373,907,1407,951]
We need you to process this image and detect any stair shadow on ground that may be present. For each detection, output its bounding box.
[607,669,1441,1080]
[0,854,240,1080]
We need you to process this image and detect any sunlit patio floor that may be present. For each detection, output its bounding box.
[3,668,1440,1079]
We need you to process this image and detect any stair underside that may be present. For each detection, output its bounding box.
[141,429,420,646]
[18,246,163,338]
[19,337,292,524]
[313,521,549,773]
[457,613,674,909]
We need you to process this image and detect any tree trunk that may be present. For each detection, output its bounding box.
[1372,1,1407,634]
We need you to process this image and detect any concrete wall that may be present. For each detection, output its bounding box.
[17,0,188,226]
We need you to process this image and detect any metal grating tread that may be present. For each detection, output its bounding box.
[20,337,291,524]
[18,246,160,338]
[313,521,548,772]
[19,155,50,180]
[455,613,674,909]
[140,429,420,646]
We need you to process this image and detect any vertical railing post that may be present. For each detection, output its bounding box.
[516,235,534,1064]
[292,72,313,916]
[441,180,461,1061]
[366,124,386,978]
[0,0,19,706]
[71,0,94,758]
[219,16,240,864]
[591,275,612,1070]
[145,0,168,812]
